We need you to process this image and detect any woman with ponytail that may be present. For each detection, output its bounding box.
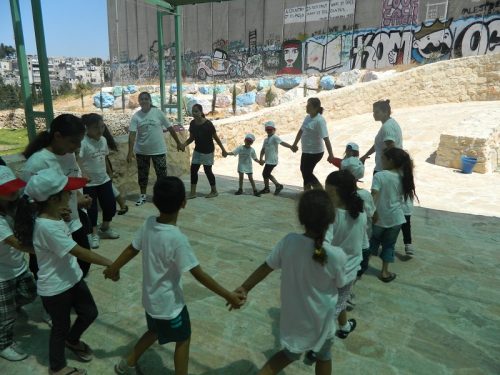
[235,190,347,375]
[369,148,416,283]
[324,170,366,339]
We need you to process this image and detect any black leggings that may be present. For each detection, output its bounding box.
[262,164,276,179]
[190,164,216,186]
[300,152,324,186]
[83,180,117,227]
[401,215,412,244]
[136,153,167,189]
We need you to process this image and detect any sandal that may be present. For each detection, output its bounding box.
[379,273,397,283]
[335,318,357,339]
[117,205,129,215]
[65,340,93,362]
[49,367,87,375]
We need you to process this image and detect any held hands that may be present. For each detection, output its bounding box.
[226,286,247,311]
[177,143,185,152]
[291,145,299,153]
[222,150,228,158]
[360,155,369,164]
[103,266,120,282]
[327,155,335,164]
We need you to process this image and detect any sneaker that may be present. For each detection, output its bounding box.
[335,319,357,339]
[89,234,100,249]
[274,184,284,195]
[115,358,140,375]
[0,343,28,361]
[405,244,415,256]
[135,194,147,206]
[253,190,261,197]
[258,187,270,195]
[234,189,243,195]
[98,228,120,239]
[205,191,218,198]
[303,350,317,366]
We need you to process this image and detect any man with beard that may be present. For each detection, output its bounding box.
[412,18,453,63]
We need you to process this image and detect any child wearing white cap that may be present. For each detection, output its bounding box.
[258,121,294,195]
[228,134,263,196]
[0,166,37,362]
[14,169,114,375]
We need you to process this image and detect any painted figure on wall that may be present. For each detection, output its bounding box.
[412,19,453,63]
[277,40,302,74]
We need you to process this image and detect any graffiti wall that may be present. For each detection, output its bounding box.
[108,0,500,83]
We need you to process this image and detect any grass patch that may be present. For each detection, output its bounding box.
[0,128,29,156]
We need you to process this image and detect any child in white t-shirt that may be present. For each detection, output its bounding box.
[258,121,293,196]
[104,176,245,375]
[79,113,119,249]
[324,170,366,339]
[370,148,416,283]
[228,133,263,196]
[235,190,347,374]
[15,168,113,375]
[0,166,36,362]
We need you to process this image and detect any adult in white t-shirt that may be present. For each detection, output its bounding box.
[291,98,335,190]
[360,99,403,172]
[127,92,185,206]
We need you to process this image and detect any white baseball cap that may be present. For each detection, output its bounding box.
[341,157,365,180]
[264,121,276,130]
[346,142,359,151]
[0,166,26,196]
[244,133,255,142]
[25,168,88,202]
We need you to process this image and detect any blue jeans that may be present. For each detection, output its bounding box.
[369,224,402,263]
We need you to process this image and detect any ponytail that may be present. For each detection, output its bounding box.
[384,148,418,202]
[102,123,118,151]
[326,170,364,219]
[14,195,37,247]
[23,131,52,159]
[298,190,335,266]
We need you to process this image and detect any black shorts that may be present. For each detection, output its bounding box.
[146,305,191,344]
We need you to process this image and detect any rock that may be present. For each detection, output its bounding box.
[236,91,257,106]
[127,85,138,94]
[150,94,161,108]
[229,83,245,95]
[275,76,302,90]
[320,75,335,90]
[186,97,211,115]
[281,87,303,103]
[185,84,199,94]
[257,79,273,91]
[362,70,398,82]
[305,76,320,89]
[199,85,227,95]
[216,94,231,108]
[336,69,363,87]
[93,93,114,108]
[113,96,129,110]
[255,86,283,107]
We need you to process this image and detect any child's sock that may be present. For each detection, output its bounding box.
[340,322,351,331]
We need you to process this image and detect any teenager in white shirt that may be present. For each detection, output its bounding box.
[15,168,113,375]
[235,190,347,375]
[127,92,185,206]
[291,98,335,190]
[0,166,36,362]
[258,121,293,195]
[324,170,366,339]
[360,99,403,173]
[21,114,93,278]
[370,148,416,283]
[103,176,244,375]
[228,134,263,196]
[79,114,119,249]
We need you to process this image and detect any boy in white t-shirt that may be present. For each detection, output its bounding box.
[228,133,263,197]
[104,176,245,375]
[0,166,36,362]
[258,121,293,196]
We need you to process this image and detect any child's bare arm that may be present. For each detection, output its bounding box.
[70,245,113,267]
[4,235,35,254]
[259,147,265,162]
[280,141,293,149]
[239,262,274,294]
[213,132,227,156]
[103,244,140,280]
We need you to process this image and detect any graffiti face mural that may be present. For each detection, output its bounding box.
[412,19,453,63]
[278,40,302,75]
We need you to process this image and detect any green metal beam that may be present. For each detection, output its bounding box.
[31,0,54,128]
[146,0,174,12]
[166,0,232,5]
[157,11,166,112]
[174,6,183,126]
[9,0,36,141]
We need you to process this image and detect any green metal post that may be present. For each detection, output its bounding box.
[31,0,54,127]
[157,11,166,112]
[174,6,183,125]
[9,0,36,141]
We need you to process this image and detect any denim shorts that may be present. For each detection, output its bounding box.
[283,338,333,361]
[146,305,191,345]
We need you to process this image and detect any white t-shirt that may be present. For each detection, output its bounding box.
[374,118,403,171]
[129,108,172,155]
[232,146,257,174]
[324,209,366,283]
[33,218,81,296]
[78,135,110,187]
[21,149,82,233]
[263,135,282,165]
[357,188,375,248]
[266,233,347,354]
[372,170,406,228]
[300,114,329,154]
[402,197,414,216]
[132,216,199,319]
[0,215,27,282]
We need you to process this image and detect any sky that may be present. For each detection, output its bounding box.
[0,0,109,58]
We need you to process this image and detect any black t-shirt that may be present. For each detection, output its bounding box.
[189,119,216,154]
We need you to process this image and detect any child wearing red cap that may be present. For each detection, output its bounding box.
[0,166,37,362]
[258,121,294,196]
[228,134,263,196]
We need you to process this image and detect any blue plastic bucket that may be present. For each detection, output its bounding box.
[461,156,477,174]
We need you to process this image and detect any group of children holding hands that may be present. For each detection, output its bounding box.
[0,95,417,375]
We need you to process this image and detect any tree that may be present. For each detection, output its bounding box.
[0,43,16,59]
[89,57,103,66]
[75,82,92,108]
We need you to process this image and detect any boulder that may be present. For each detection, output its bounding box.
[255,86,283,107]
[257,79,273,91]
[199,85,227,95]
[275,76,302,90]
[150,94,161,108]
[245,80,257,92]
[236,91,256,106]
[113,96,129,110]
[305,76,320,89]
[215,94,232,108]
[112,86,123,97]
[362,70,398,82]
[280,87,303,103]
[319,76,335,90]
[127,85,138,94]
[336,69,363,87]
[229,83,245,95]
[93,92,114,108]
[186,97,211,115]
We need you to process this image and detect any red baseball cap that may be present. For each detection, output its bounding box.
[0,166,26,196]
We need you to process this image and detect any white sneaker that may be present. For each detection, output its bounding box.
[89,234,100,249]
[0,343,28,361]
[98,228,120,239]
[115,358,140,374]
[135,194,147,206]
[405,244,415,256]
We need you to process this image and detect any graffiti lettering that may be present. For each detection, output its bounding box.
[462,1,500,17]
[454,19,500,57]
[382,0,419,27]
